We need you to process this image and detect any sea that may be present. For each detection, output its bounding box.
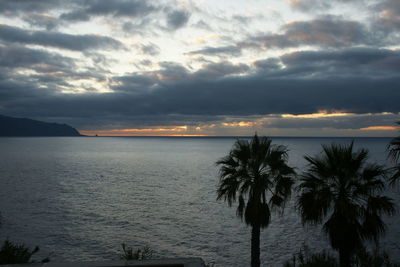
[0,137,398,266]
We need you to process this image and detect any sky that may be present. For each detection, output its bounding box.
[0,0,399,136]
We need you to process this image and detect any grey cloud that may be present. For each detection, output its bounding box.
[0,45,109,94]
[253,58,282,71]
[157,62,189,81]
[267,113,400,130]
[288,0,330,11]
[280,48,400,71]
[0,28,398,130]
[114,74,158,92]
[0,0,63,13]
[244,18,375,49]
[0,24,124,51]
[59,0,156,21]
[2,62,399,125]
[374,0,400,32]
[187,46,242,57]
[166,9,191,30]
[0,46,75,70]
[232,15,253,24]
[59,10,90,22]
[288,0,366,12]
[193,62,250,80]
[192,20,213,30]
[83,0,156,17]
[23,14,59,30]
[253,48,400,80]
[121,18,156,35]
[139,43,160,56]
[287,0,400,42]
[114,61,249,91]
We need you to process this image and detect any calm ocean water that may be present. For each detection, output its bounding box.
[0,137,398,266]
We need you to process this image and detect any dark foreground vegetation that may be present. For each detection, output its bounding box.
[1,123,400,266]
[217,124,400,267]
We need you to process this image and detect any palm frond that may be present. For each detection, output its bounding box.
[387,121,400,162]
[389,166,400,185]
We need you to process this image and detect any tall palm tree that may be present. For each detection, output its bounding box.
[388,121,400,184]
[216,134,295,267]
[297,143,395,267]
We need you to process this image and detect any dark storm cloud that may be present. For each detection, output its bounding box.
[166,9,191,29]
[3,44,400,128]
[2,66,399,129]
[187,46,242,57]
[0,24,124,51]
[244,18,374,49]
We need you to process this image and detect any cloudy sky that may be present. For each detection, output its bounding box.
[0,0,399,136]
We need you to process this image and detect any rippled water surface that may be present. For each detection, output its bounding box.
[0,137,398,266]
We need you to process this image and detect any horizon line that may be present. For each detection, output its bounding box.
[79,135,395,138]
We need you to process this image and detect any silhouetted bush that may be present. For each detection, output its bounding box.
[119,243,153,260]
[284,246,338,267]
[284,246,400,267]
[0,239,39,264]
[354,248,400,267]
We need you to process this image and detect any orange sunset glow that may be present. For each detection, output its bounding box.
[282,111,355,119]
[80,126,209,136]
[360,126,400,131]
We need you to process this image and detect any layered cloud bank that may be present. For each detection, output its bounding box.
[0,0,399,136]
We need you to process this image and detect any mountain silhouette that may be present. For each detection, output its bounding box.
[0,115,82,136]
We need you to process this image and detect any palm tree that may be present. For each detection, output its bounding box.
[297,143,395,267]
[388,121,400,184]
[216,134,295,267]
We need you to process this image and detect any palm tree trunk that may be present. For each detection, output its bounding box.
[339,248,351,267]
[251,224,261,267]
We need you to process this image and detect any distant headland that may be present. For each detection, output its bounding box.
[0,114,82,136]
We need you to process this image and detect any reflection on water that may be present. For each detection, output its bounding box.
[0,137,398,266]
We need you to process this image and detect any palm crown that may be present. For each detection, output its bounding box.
[217,135,295,227]
[297,143,395,267]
